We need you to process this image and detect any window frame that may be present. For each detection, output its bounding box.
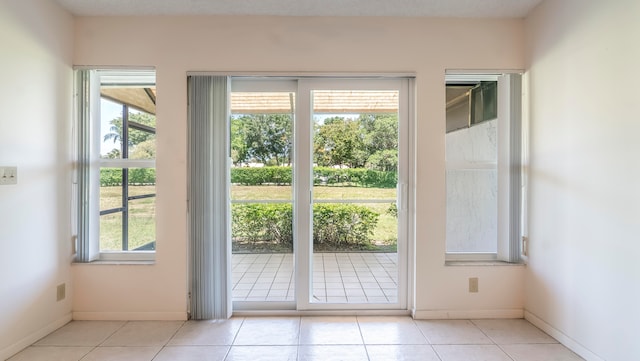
[74,68,157,263]
[444,71,525,263]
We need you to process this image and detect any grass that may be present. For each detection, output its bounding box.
[231,185,396,201]
[100,185,156,251]
[99,184,398,252]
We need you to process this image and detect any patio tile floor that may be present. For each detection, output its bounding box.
[232,252,398,303]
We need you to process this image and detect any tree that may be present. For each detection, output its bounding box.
[232,114,292,166]
[360,114,398,154]
[104,148,121,159]
[313,117,365,168]
[230,112,398,171]
[102,112,156,159]
[130,139,156,159]
[230,118,249,165]
[366,149,398,171]
[360,114,398,171]
[313,114,398,171]
[103,112,156,147]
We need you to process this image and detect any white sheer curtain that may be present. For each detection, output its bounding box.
[187,75,232,319]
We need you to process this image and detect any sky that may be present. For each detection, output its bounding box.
[100,98,124,156]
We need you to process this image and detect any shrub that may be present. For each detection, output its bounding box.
[387,202,398,218]
[100,168,156,186]
[231,166,396,188]
[129,168,156,185]
[100,168,123,186]
[312,204,379,246]
[231,203,379,248]
[231,203,293,245]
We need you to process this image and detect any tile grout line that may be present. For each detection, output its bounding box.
[149,320,186,361]
[77,320,130,361]
[364,253,386,303]
[469,320,518,361]
[354,315,370,361]
[264,253,278,300]
[224,317,247,360]
[249,255,267,301]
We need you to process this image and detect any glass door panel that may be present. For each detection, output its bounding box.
[310,89,400,305]
[230,90,295,304]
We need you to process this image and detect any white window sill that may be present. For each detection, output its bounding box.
[445,260,525,267]
[73,251,155,265]
[73,260,155,265]
[99,251,155,261]
[445,252,526,266]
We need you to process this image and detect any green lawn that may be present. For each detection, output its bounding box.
[231,185,396,201]
[100,185,156,251]
[99,184,397,252]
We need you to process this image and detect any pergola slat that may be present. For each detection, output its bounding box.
[231,91,399,114]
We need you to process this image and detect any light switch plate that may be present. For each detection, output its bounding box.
[0,166,17,185]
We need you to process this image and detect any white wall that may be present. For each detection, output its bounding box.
[525,0,640,360]
[71,16,525,319]
[0,0,74,358]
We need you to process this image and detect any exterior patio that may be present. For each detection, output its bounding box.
[232,252,398,303]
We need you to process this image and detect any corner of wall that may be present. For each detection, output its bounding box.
[0,314,72,361]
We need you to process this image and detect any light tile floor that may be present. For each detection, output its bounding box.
[232,253,398,303]
[9,317,585,361]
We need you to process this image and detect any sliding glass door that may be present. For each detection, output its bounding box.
[231,77,410,311]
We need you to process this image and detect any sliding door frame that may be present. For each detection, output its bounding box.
[229,74,415,312]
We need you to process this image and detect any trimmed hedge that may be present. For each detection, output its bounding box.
[231,166,396,188]
[231,203,379,247]
[231,166,292,186]
[313,167,396,188]
[100,168,156,186]
[102,166,394,188]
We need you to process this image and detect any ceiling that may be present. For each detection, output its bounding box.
[54,0,543,18]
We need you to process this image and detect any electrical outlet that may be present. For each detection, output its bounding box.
[57,283,66,301]
[0,166,17,185]
[469,277,479,293]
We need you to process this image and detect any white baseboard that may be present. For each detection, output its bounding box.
[524,311,604,361]
[72,311,188,321]
[413,308,524,319]
[0,313,72,361]
[233,309,411,317]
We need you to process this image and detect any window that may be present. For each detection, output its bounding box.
[445,72,524,262]
[75,69,156,262]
